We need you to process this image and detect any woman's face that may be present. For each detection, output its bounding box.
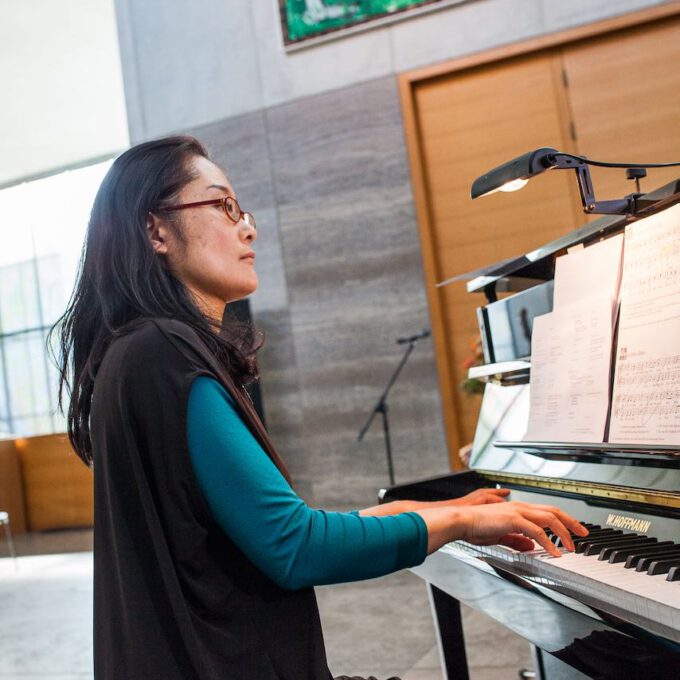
[148,155,258,318]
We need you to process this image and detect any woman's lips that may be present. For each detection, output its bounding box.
[241,252,255,262]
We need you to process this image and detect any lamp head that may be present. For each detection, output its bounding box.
[471,147,559,199]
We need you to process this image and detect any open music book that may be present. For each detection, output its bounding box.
[524,202,680,445]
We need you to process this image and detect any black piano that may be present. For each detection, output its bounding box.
[381,179,680,679]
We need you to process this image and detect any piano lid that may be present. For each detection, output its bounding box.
[437,178,680,295]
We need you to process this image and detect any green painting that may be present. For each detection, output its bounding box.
[280,0,448,45]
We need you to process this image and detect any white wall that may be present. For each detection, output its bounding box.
[0,0,128,187]
[114,0,671,142]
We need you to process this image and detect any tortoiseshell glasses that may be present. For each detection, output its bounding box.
[157,196,256,229]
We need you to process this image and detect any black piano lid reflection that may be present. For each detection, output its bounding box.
[381,179,680,680]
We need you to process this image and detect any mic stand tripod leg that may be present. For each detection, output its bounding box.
[357,339,418,486]
[378,401,395,487]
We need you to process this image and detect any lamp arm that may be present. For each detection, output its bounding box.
[551,154,636,215]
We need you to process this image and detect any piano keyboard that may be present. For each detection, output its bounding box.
[449,523,680,644]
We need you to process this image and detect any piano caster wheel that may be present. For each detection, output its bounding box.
[518,670,536,679]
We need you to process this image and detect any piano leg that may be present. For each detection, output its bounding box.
[530,645,592,680]
[427,584,470,680]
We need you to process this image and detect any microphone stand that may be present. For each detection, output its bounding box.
[357,337,422,486]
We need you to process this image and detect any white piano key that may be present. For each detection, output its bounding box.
[453,539,680,641]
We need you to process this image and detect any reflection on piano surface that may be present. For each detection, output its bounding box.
[381,179,680,680]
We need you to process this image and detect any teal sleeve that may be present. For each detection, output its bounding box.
[187,377,428,591]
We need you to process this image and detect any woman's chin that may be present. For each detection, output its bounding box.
[225,281,258,303]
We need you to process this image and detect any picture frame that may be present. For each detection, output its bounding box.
[279,0,466,50]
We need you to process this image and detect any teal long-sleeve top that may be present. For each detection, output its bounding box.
[187,377,428,591]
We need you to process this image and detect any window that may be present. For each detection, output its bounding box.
[0,161,112,438]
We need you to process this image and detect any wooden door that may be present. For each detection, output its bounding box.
[412,52,582,463]
[564,16,680,205]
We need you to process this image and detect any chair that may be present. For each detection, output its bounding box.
[0,511,17,561]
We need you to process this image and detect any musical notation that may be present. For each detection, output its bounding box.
[609,203,680,445]
[615,355,680,387]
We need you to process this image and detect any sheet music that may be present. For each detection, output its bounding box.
[553,234,624,325]
[608,203,680,445]
[523,294,614,442]
[523,235,624,443]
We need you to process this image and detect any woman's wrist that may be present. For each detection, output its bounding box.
[414,506,469,553]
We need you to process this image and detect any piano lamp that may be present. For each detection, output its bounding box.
[471,147,680,215]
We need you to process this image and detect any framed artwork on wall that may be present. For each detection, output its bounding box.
[280,0,466,49]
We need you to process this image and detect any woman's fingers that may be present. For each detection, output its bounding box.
[454,499,586,556]
[534,511,575,552]
[459,488,510,505]
[552,508,589,537]
[498,533,535,551]
[515,503,588,537]
[480,492,507,505]
[514,518,561,557]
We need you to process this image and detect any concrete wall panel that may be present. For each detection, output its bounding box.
[539,0,672,32]
[267,77,448,506]
[249,1,393,109]
[115,0,264,142]
[390,0,544,73]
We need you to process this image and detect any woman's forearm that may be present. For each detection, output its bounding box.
[358,500,423,516]
[359,503,469,553]
[357,489,511,518]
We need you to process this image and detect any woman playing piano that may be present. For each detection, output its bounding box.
[53,136,587,680]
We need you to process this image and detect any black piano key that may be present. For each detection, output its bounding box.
[667,566,680,581]
[582,535,651,557]
[600,539,673,569]
[574,528,612,539]
[591,537,657,559]
[615,542,677,567]
[547,522,591,548]
[575,531,631,554]
[545,531,560,545]
[634,547,680,571]
[575,528,615,538]
[549,522,596,548]
[573,529,623,552]
[648,556,680,576]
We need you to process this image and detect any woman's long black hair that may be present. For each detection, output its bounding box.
[50,136,260,467]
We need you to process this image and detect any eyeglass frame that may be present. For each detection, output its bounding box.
[154,196,256,229]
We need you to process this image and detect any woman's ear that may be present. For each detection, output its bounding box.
[146,212,170,255]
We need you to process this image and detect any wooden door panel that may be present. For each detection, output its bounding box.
[414,52,580,458]
[564,17,680,208]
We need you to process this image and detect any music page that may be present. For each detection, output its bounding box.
[523,293,614,443]
[553,233,624,324]
[608,203,680,445]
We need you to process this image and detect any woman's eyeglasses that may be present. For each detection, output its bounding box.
[156,196,256,229]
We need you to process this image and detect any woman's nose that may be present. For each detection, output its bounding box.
[240,221,256,243]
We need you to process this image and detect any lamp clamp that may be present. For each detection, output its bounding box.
[550,153,639,215]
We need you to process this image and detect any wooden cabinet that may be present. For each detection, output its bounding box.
[15,434,93,531]
[0,439,27,534]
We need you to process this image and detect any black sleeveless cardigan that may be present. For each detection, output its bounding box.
[91,317,332,679]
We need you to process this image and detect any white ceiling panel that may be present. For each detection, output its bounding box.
[0,0,128,187]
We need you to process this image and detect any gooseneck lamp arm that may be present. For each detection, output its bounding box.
[471,147,680,216]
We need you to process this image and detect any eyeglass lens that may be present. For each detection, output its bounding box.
[224,197,256,229]
[224,197,240,222]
